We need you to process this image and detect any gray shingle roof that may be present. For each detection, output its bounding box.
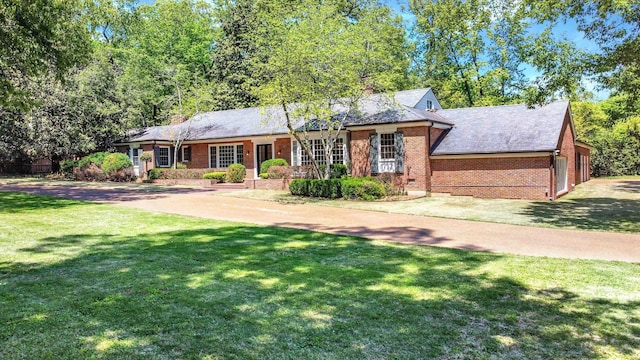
[432,100,570,155]
[124,89,451,142]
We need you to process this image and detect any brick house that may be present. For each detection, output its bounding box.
[117,88,590,200]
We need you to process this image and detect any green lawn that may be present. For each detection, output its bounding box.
[220,177,640,233]
[1,192,639,359]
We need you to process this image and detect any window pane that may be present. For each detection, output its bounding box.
[209,146,217,168]
[159,147,169,167]
[332,138,344,164]
[380,133,395,160]
[183,147,191,162]
[314,139,326,165]
[219,145,235,168]
[236,144,244,165]
[292,141,299,166]
[300,141,312,165]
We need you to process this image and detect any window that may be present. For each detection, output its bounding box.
[556,156,568,193]
[426,99,433,109]
[131,148,140,167]
[219,145,235,168]
[209,144,244,168]
[236,144,244,165]
[380,133,395,160]
[332,138,344,164]
[158,146,170,167]
[182,146,191,162]
[292,138,345,166]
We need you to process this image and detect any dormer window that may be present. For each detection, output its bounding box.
[426,100,434,110]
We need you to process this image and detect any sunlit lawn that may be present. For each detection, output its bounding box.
[220,177,640,233]
[0,192,639,359]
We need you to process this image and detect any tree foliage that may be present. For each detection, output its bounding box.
[256,0,409,179]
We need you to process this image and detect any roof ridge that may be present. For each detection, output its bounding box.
[438,99,569,112]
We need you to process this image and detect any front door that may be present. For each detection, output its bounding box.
[257,144,272,174]
[130,148,142,176]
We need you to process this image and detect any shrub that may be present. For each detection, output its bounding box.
[289,178,341,198]
[289,179,309,196]
[101,153,133,174]
[78,152,110,169]
[203,172,226,183]
[331,163,348,178]
[148,168,163,180]
[175,162,187,169]
[225,163,246,183]
[60,159,78,175]
[377,173,405,196]
[259,173,269,179]
[260,158,288,174]
[74,163,106,182]
[108,168,136,182]
[150,168,213,180]
[139,152,153,163]
[267,165,292,179]
[341,177,386,200]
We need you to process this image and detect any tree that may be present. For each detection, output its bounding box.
[525,0,640,108]
[409,0,586,107]
[255,0,409,179]
[210,0,262,110]
[0,0,90,109]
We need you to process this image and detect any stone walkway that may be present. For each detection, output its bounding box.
[3,184,639,262]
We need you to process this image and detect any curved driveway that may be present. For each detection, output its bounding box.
[3,184,639,262]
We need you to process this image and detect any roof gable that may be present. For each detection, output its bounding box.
[431,100,570,155]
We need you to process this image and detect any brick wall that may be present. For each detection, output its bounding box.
[350,130,371,177]
[398,126,430,191]
[431,156,551,200]
[274,137,292,165]
[184,140,254,179]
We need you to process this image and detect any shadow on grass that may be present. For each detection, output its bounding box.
[520,197,640,233]
[0,191,89,213]
[614,180,640,194]
[0,185,217,210]
[1,225,638,358]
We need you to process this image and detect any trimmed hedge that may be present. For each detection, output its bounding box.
[226,163,246,183]
[102,153,133,174]
[342,177,386,200]
[149,168,216,180]
[289,179,342,199]
[60,159,78,175]
[203,172,226,183]
[267,165,292,179]
[259,172,269,179]
[260,158,288,174]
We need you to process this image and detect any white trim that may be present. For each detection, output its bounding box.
[378,132,396,173]
[208,143,244,169]
[555,156,568,194]
[181,145,190,163]
[157,146,171,168]
[431,152,553,159]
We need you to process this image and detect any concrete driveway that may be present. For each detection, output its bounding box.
[3,183,639,262]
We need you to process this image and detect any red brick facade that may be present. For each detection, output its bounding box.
[274,137,292,165]
[431,156,552,200]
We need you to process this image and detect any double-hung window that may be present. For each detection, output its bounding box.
[378,133,396,172]
[158,146,170,167]
[182,146,191,162]
[209,144,244,168]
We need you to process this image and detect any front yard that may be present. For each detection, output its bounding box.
[220,177,640,233]
[1,192,639,359]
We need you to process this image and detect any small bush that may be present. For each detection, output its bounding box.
[260,158,288,174]
[74,163,106,182]
[331,163,348,178]
[102,153,133,174]
[148,168,163,180]
[267,165,292,179]
[78,152,110,169]
[289,179,309,196]
[60,159,78,174]
[203,172,226,183]
[341,177,386,200]
[175,162,187,169]
[377,173,405,196]
[289,178,341,199]
[259,173,269,179]
[226,163,246,183]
